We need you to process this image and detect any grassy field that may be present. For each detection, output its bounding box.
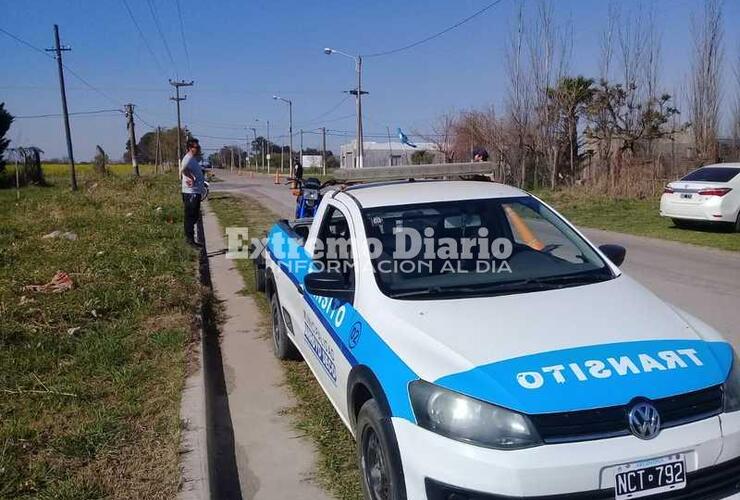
[208,194,363,500]
[537,189,739,252]
[0,169,199,498]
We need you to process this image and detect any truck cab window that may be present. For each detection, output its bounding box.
[316,207,354,285]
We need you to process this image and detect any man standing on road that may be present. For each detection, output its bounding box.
[180,138,205,247]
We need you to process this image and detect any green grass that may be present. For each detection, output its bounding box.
[0,170,199,498]
[208,194,363,500]
[536,189,739,252]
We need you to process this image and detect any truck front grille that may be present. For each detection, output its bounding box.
[528,385,724,444]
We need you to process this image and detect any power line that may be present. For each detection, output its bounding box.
[0,26,122,107]
[174,0,191,71]
[0,26,49,57]
[133,110,157,129]
[362,0,506,58]
[295,95,351,128]
[145,0,177,74]
[120,0,167,76]
[15,109,122,119]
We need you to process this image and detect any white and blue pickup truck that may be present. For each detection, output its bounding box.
[255,177,740,500]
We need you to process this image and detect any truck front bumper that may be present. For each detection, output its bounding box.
[393,411,740,499]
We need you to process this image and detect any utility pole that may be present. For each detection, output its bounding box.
[169,79,194,162]
[250,127,258,170]
[321,127,327,176]
[266,120,271,174]
[300,129,304,162]
[124,104,140,176]
[47,24,77,191]
[155,127,161,174]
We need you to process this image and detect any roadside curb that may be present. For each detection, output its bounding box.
[177,219,211,500]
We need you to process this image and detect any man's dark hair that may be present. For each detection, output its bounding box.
[186,138,200,150]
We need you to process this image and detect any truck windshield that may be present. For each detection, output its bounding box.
[360,196,614,300]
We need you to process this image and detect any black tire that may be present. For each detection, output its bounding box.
[254,261,266,292]
[270,292,299,360]
[671,218,691,229]
[735,212,740,233]
[356,400,406,500]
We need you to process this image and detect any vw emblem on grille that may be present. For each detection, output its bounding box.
[628,402,661,440]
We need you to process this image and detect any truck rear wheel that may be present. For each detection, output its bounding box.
[254,263,266,292]
[270,293,299,360]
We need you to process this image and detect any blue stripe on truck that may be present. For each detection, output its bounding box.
[266,224,419,422]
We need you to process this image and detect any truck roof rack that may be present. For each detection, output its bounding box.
[333,161,495,183]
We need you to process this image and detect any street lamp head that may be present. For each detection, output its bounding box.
[272,95,279,100]
[323,47,333,55]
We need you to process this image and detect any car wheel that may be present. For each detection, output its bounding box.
[671,218,691,229]
[356,400,406,500]
[735,212,740,233]
[254,262,266,292]
[270,293,299,360]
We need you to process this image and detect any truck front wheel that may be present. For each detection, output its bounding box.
[356,400,406,500]
[270,293,299,360]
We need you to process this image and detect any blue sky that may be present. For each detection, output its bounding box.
[2,0,738,161]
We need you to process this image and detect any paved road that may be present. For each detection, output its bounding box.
[212,170,740,345]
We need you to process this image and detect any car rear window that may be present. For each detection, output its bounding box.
[681,167,740,182]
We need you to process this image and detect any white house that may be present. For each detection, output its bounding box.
[340,140,445,168]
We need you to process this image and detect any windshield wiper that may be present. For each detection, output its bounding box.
[534,271,613,286]
[388,279,561,299]
[387,272,613,299]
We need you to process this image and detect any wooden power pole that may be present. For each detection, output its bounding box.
[169,79,194,162]
[125,104,140,176]
[47,24,77,191]
[155,127,161,174]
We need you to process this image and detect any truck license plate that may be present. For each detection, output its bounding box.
[614,455,686,499]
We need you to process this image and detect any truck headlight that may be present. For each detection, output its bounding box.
[409,380,541,449]
[724,351,740,413]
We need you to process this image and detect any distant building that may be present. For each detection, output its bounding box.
[340,140,445,168]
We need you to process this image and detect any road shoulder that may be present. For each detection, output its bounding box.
[201,202,331,500]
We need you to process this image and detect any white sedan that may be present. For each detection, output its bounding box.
[660,163,740,232]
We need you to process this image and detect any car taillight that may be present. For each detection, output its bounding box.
[663,186,674,194]
[697,187,732,197]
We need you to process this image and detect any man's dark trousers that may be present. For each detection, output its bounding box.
[182,193,202,243]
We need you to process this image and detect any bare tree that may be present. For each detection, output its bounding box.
[527,1,572,188]
[415,112,457,163]
[506,1,532,187]
[732,41,740,159]
[689,0,724,162]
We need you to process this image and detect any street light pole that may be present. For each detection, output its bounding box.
[356,55,364,169]
[273,96,294,177]
[325,47,365,168]
[266,120,271,174]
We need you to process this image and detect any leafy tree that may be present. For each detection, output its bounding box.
[0,102,14,172]
[547,76,595,183]
[585,80,683,184]
[125,126,191,163]
[410,150,434,165]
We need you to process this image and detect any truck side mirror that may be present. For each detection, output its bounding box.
[304,271,354,303]
[599,244,626,267]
